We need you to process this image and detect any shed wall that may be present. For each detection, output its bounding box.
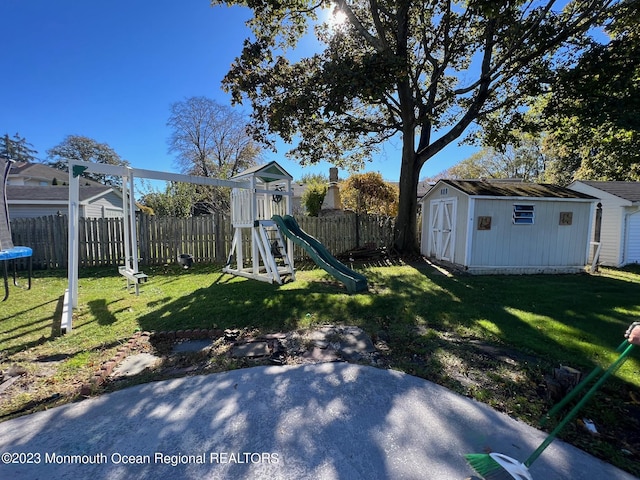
[468,199,592,268]
[420,186,469,264]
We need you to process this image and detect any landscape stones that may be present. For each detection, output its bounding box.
[300,325,376,363]
[111,353,161,377]
[172,339,213,354]
[230,341,271,358]
[301,347,339,363]
[84,326,382,396]
[338,326,377,358]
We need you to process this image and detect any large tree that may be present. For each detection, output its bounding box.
[540,2,640,183]
[167,96,262,213]
[214,0,616,253]
[0,133,38,162]
[47,135,130,187]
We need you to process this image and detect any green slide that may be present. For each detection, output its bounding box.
[272,215,368,293]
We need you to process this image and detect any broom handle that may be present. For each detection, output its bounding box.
[525,342,635,468]
[540,339,629,426]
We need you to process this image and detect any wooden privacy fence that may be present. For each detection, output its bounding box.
[9,212,395,269]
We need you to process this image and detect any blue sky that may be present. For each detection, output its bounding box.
[1,0,475,186]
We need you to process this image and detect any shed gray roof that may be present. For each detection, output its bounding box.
[7,185,116,202]
[441,179,596,199]
[573,181,640,203]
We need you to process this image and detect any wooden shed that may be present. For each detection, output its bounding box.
[420,179,597,274]
[568,181,640,267]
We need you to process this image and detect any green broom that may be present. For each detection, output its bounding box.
[465,341,635,480]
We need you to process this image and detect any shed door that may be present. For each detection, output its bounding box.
[626,211,640,264]
[429,198,456,262]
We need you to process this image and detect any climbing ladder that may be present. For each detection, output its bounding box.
[224,220,295,285]
[256,220,295,284]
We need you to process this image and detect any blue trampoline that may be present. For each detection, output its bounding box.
[1,157,32,301]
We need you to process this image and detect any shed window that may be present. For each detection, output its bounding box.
[513,204,534,225]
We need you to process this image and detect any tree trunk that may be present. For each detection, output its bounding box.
[393,137,420,255]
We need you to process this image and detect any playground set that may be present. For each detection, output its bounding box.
[63,160,366,333]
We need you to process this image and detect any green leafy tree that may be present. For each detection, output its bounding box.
[139,182,198,217]
[167,96,262,213]
[340,172,398,216]
[214,0,614,253]
[540,4,640,183]
[47,135,130,187]
[299,173,329,184]
[301,181,327,216]
[0,133,38,162]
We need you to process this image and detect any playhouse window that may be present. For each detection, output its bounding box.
[513,204,534,225]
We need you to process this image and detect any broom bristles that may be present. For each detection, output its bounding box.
[464,453,521,480]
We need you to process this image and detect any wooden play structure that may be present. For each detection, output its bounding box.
[63,160,296,333]
[223,162,295,284]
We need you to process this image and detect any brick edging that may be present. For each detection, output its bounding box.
[79,329,225,396]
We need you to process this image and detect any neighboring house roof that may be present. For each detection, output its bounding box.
[433,179,596,200]
[8,161,103,186]
[570,181,640,203]
[7,185,121,203]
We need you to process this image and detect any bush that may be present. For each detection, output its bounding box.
[302,182,327,216]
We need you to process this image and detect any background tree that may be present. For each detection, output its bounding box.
[46,135,130,187]
[214,0,615,253]
[539,3,640,183]
[0,133,38,162]
[298,172,329,185]
[340,172,398,216]
[167,96,262,214]
[432,134,547,181]
[139,182,197,217]
[301,180,327,216]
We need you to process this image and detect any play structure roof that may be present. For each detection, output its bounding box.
[232,161,292,183]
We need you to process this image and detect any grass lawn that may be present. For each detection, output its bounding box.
[1,260,639,474]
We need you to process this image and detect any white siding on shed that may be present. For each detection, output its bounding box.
[420,179,595,274]
[469,199,591,268]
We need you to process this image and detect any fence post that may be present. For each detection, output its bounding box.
[214,213,224,262]
[138,214,149,266]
